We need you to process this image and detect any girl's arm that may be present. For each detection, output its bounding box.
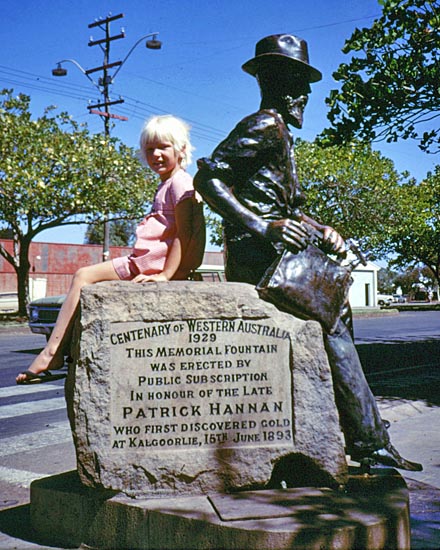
[133,198,193,283]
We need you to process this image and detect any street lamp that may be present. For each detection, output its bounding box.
[52,33,162,84]
[51,14,162,261]
[51,64,67,77]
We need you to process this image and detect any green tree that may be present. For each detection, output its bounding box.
[296,139,440,289]
[321,0,440,153]
[377,266,399,294]
[295,139,401,254]
[0,228,14,239]
[84,219,138,247]
[394,266,434,296]
[386,166,440,288]
[205,210,223,248]
[0,89,155,316]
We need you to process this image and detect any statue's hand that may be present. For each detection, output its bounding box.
[265,219,310,252]
[321,226,346,256]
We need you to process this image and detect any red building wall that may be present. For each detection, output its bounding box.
[0,239,223,297]
[0,240,128,296]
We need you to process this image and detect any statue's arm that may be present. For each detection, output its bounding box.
[194,171,310,252]
[193,173,266,236]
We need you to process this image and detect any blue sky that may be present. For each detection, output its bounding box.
[1,0,437,245]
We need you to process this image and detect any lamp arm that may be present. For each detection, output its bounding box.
[112,33,160,79]
[56,59,101,91]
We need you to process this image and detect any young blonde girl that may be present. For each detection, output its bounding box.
[17,115,204,384]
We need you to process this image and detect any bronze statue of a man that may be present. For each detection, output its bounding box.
[194,34,421,472]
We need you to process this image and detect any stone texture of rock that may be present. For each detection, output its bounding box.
[66,281,347,497]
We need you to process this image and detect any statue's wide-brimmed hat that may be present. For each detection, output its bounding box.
[242,34,322,83]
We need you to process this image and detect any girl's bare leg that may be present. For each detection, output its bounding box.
[16,261,119,383]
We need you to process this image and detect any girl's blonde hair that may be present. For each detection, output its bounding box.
[139,115,194,168]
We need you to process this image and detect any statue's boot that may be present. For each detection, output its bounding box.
[351,442,422,472]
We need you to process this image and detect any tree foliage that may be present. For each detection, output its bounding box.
[393,266,436,295]
[296,139,440,288]
[205,210,223,248]
[0,89,156,315]
[377,265,436,295]
[295,139,401,254]
[377,266,399,294]
[321,0,440,153]
[386,166,440,287]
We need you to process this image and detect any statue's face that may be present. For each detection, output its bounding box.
[278,73,311,128]
[257,63,311,129]
[281,93,309,129]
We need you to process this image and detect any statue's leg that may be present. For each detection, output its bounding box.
[324,305,422,471]
[226,245,422,472]
[323,313,389,455]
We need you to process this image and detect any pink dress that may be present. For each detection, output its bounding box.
[112,169,195,280]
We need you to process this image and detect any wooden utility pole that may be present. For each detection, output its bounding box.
[87,13,127,261]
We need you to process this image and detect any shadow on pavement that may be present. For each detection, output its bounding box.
[12,347,43,356]
[0,486,439,550]
[356,340,440,406]
[356,337,440,549]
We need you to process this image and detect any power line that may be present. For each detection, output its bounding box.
[123,96,226,137]
[0,64,227,144]
[0,65,93,95]
[117,104,222,144]
[0,75,90,103]
[119,71,243,113]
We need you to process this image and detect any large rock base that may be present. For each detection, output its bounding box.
[30,468,410,550]
[68,281,349,496]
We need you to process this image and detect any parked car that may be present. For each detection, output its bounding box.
[28,267,225,337]
[393,294,407,303]
[0,292,19,312]
[28,294,66,339]
[376,293,394,306]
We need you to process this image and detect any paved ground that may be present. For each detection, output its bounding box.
[373,398,440,549]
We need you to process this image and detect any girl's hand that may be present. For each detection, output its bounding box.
[322,226,346,255]
[132,272,169,284]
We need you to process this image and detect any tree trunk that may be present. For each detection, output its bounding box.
[16,240,31,317]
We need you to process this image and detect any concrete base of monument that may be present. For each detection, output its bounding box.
[30,468,410,550]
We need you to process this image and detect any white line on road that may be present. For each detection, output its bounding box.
[0,422,72,457]
[0,396,66,420]
[0,383,64,398]
[0,464,55,488]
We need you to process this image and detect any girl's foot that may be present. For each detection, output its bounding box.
[16,370,67,385]
[15,349,65,384]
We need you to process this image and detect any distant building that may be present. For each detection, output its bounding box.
[348,259,381,308]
